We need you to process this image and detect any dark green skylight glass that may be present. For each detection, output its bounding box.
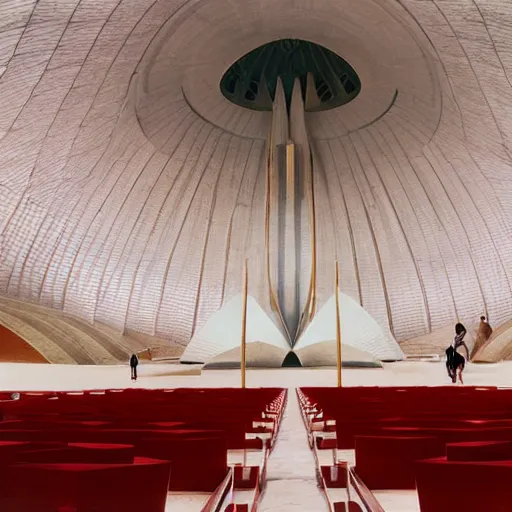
[220,39,361,112]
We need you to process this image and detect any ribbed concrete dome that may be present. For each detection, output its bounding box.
[1,0,512,362]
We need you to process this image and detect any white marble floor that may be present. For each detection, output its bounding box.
[0,360,510,391]
[373,490,420,512]
[259,391,328,511]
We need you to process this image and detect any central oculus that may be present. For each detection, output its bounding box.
[220,38,361,112]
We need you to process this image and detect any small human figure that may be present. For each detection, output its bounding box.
[446,346,465,384]
[471,316,493,359]
[479,316,493,340]
[129,353,139,381]
[452,322,470,360]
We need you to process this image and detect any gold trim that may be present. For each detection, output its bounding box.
[297,145,317,337]
[286,143,295,202]
[241,259,248,388]
[335,260,342,387]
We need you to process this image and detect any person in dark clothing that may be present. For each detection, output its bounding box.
[446,346,465,384]
[452,322,470,360]
[129,353,139,381]
[446,323,469,384]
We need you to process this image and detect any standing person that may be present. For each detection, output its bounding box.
[129,353,139,381]
[472,316,493,359]
[453,323,470,361]
[446,346,465,384]
[479,316,493,340]
[446,323,469,384]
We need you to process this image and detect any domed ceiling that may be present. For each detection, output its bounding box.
[1,0,512,362]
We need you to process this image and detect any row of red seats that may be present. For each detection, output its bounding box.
[0,387,286,512]
[299,386,512,512]
[301,387,512,447]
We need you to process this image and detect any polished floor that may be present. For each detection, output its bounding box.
[0,360,510,391]
[259,391,328,511]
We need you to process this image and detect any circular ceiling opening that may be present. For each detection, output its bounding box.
[220,38,361,112]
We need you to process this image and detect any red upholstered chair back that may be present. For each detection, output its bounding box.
[446,440,512,461]
[233,465,259,489]
[321,463,348,488]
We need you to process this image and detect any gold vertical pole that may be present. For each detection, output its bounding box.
[241,259,248,389]
[286,142,295,201]
[335,260,342,387]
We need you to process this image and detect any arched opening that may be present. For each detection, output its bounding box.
[282,351,303,367]
[220,38,361,112]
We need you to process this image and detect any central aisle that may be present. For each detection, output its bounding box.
[259,390,328,511]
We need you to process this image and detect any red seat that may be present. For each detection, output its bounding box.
[446,440,512,461]
[17,443,135,464]
[416,458,512,512]
[355,435,444,489]
[299,386,512,504]
[321,463,348,488]
[0,441,31,464]
[0,457,170,512]
[233,466,259,489]
[0,387,285,509]
[139,434,228,491]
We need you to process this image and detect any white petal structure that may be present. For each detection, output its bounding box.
[294,292,404,363]
[1,0,512,363]
[181,294,290,364]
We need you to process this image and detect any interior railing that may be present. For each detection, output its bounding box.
[200,467,233,512]
[347,466,385,512]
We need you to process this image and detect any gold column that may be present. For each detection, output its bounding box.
[241,259,248,388]
[335,260,342,387]
[286,142,295,201]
